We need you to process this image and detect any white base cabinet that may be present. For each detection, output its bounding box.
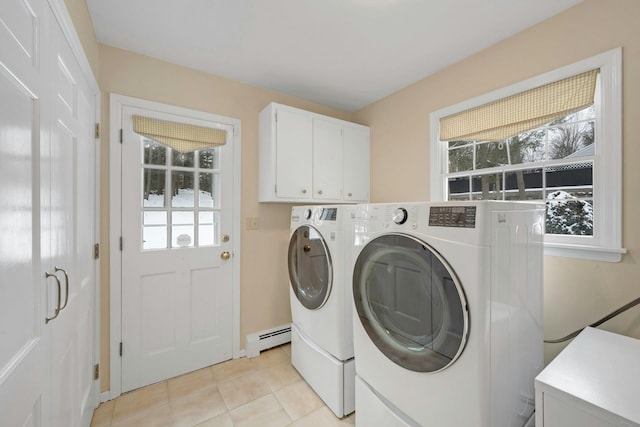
[259,103,370,203]
[535,327,640,427]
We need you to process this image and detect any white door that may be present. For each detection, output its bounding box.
[0,0,50,426]
[120,105,235,392]
[47,10,96,427]
[1,1,97,426]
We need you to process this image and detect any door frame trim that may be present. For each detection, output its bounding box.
[109,93,242,399]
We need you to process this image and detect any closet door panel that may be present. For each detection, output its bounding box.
[47,10,96,427]
[0,0,50,426]
[75,73,97,427]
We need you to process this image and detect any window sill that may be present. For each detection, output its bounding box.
[544,242,627,263]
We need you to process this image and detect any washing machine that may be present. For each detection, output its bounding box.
[288,205,357,418]
[351,201,544,427]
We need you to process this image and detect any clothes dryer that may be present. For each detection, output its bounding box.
[288,205,357,417]
[351,201,544,427]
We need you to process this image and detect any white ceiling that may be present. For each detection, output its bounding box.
[86,0,583,112]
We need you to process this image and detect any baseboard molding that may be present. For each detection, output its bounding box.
[245,323,292,358]
[100,391,114,403]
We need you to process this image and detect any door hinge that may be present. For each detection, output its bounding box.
[119,342,123,357]
[94,364,100,380]
[95,123,100,139]
[94,243,100,259]
[275,112,277,123]
[120,128,123,143]
[119,237,123,251]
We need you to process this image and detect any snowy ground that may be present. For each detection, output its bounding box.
[142,188,218,249]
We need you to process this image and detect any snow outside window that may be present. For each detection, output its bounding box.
[429,49,625,262]
[141,139,221,250]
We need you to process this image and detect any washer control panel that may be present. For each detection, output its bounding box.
[428,206,476,228]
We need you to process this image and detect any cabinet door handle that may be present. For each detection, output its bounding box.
[348,192,353,197]
[55,266,70,311]
[45,272,62,323]
[317,190,323,195]
[302,189,307,194]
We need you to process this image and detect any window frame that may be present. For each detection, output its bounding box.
[430,48,625,262]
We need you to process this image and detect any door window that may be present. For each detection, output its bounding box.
[288,226,332,309]
[353,234,469,372]
[140,139,221,250]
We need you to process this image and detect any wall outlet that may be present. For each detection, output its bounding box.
[246,217,259,230]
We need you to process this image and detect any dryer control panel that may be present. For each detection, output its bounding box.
[319,208,337,221]
[428,206,476,228]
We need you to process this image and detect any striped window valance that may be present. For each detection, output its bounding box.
[132,115,227,153]
[439,69,599,142]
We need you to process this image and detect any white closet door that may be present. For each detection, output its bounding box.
[0,2,97,427]
[47,9,96,427]
[0,0,50,426]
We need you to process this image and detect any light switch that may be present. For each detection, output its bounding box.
[246,217,259,230]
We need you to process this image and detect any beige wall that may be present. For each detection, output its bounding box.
[62,0,99,77]
[97,44,354,391]
[352,0,640,363]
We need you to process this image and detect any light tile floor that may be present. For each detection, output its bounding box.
[91,344,356,427]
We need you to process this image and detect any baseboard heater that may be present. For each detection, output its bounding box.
[245,323,292,358]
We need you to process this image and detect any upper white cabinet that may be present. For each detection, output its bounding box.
[259,102,370,203]
[343,125,371,202]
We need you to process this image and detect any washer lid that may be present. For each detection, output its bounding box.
[353,233,469,372]
[288,225,333,310]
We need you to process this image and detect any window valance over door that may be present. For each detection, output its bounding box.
[132,115,227,153]
[439,69,599,142]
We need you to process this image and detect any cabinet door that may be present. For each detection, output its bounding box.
[275,108,313,199]
[543,394,622,427]
[343,126,370,202]
[313,118,343,200]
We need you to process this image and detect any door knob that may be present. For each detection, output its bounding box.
[221,251,231,260]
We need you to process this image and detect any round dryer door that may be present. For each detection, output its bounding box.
[353,233,469,372]
[288,225,333,310]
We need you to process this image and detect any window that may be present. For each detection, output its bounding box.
[132,114,227,250]
[140,139,222,250]
[430,48,624,262]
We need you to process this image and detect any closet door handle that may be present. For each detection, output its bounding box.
[45,272,62,323]
[55,266,70,311]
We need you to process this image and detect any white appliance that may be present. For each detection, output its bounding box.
[351,201,544,427]
[535,327,640,427]
[288,205,357,417]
